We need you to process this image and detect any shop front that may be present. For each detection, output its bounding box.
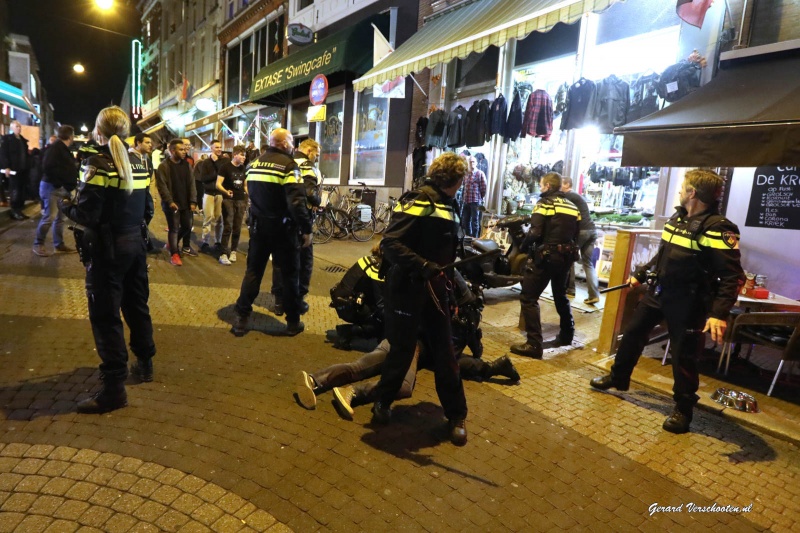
[248,0,418,193]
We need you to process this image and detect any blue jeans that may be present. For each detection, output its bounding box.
[461,202,481,237]
[34,181,66,247]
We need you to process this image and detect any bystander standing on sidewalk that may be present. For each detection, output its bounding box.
[32,125,79,256]
[460,156,487,237]
[195,140,224,251]
[216,145,248,266]
[1,120,31,219]
[155,139,197,266]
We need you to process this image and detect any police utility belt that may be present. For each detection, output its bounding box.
[535,242,579,263]
[70,223,115,265]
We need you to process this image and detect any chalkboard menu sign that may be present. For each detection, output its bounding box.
[745,166,800,230]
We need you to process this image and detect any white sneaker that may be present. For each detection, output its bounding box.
[219,254,232,265]
[229,251,237,263]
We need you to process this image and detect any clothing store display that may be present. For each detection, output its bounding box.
[505,90,523,143]
[425,109,449,149]
[415,116,429,147]
[628,73,660,122]
[447,105,468,148]
[560,78,596,130]
[592,75,630,133]
[554,82,568,116]
[464,99,492,147]
[521,89,554,141]
[488,94,508,138]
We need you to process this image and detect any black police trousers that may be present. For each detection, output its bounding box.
[374,272,467,422]
[611,291,705,414]
[271,242,313,300]
[520,254,574,349]
[235,217,301,323]
[85,231,156,383]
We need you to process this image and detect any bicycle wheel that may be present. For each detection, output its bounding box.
[312,213,334,244]
[351,214,377,242]
[330,208,350,239]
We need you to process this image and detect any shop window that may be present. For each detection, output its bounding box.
[290,102,309,138]
[226,0,235,20]
[318,93,344,184]
[455,47,499,90]
[352,90,389,184]
[226,43,240,107]
[241,36,253,102]
[298,0,314,11]
[268,17,284,64]
[595,1,680,45]
[257,27,268,70]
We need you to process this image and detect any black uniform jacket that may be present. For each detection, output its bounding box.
[636,206,745,319]
[246,146,311,235]
[63,144,153,233]
[525,190,580,248]
[381,180,460,276]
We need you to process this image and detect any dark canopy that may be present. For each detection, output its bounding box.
[616,52,800,167]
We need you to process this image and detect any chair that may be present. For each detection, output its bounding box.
[717,312,800,396]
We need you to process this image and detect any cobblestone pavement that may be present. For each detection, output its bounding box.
[1,210,798,532]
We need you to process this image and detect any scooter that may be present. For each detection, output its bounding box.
[458,214,532,289]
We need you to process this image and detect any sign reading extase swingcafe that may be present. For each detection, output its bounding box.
[252,46,338,97]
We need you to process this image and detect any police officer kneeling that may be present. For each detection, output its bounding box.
[61,106,157,413]
[511,172,580,359]
[370,152,469,445]
[590,169,745,434]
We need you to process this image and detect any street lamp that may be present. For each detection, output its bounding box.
[73,63,85,74]
[95,0,114,9]
[80,125,88,133]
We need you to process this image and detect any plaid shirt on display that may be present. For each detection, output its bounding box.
[462,169,487,204]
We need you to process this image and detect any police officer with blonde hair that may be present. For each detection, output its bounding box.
[61,106,156,413]
[591,169,744,434]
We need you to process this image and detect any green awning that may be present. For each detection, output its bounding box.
[353,0,620,92]
[0,79,36,115]
[250,18,379,102]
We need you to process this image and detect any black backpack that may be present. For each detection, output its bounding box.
[656,60,701,103]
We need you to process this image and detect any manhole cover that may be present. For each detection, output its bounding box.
[324,265,347,273]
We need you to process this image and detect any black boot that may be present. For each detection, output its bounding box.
[483,355,520,382]
[232,314,249,336]
[663,408,692,434]
[130,358,154,382]
[510,342,543,359]
[589,374,630,391]
[371,401,392,424]
[77,381,127,414]
[448,418,467,446]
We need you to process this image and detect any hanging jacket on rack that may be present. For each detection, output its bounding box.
[415,116,429,148]
[505,91,523,143]
[628,73,660,122]
[478,99,492,144]
[447,105,468,148]
[425,109,449,149]
[560,78,596,130]
[592,75,630,133]
[521,89,554,141]
[464,101,486,147]
[489,94,508,139]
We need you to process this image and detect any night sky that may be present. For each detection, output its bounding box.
[8,0,140,129]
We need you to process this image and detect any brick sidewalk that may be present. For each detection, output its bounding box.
[1,210,797,531]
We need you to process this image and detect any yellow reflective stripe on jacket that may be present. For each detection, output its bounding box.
[247,168,299,184]
[662,223,700,251]
[86,170,150,190]
[394,200,456,221]
[358,256,383,281]
[698,232,740,250]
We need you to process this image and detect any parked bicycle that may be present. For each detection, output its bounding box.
[312,204,376,243]
[373,196,397,234]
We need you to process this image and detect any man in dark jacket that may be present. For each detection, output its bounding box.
[33,125,79,256]
[1,120,30,219]
[232,128,311,337]
[194,140,224,250]
[155,139,197,265]
[370,152,469,445]
[511,172,580,359]
[591,169,745,434]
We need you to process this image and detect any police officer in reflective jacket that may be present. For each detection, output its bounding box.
[61,106,156,413]
[591,169,745,434]
[370,152,469,445]
[511,172,580,359]
[232,128,311,336]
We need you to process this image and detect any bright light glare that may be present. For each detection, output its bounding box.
[73,63,85,74]
[80,125,89,133]
[95,0,114,9]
